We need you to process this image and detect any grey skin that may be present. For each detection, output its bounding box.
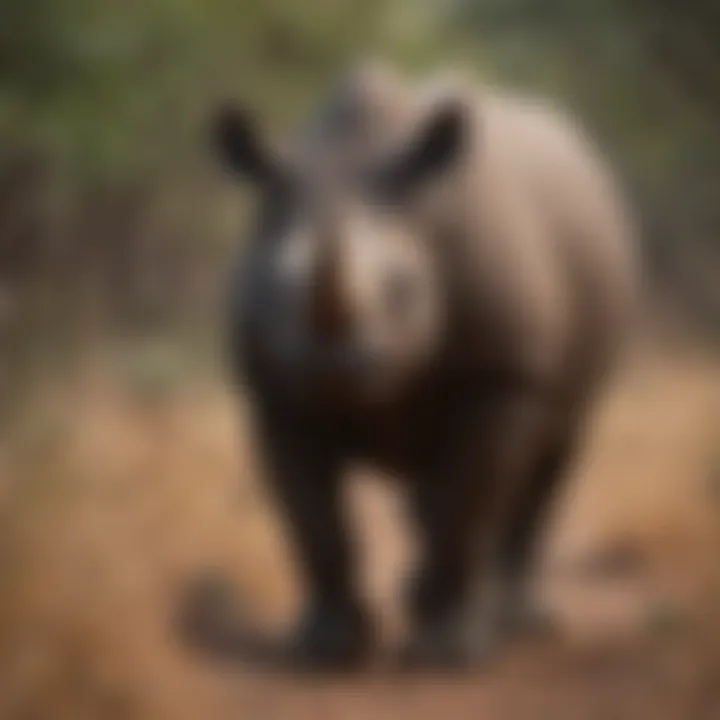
[212,67,641,672]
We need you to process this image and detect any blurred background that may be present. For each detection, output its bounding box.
[0,1,719,718]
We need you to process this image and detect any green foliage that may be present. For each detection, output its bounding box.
[0,0,395,179]
[448,0,720,180]
[4,0,714,195]
[0,0,717,334]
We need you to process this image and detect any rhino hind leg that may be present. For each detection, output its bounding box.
[402,480,495,670]
[400,392,584,668]
[495,428,578,640]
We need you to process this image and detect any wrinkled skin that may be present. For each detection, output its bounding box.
[212,64,640,671]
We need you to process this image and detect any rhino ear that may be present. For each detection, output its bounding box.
[211,104,281,188]
[380,99,468,199]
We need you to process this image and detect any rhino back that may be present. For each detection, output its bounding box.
[408,77,641,401]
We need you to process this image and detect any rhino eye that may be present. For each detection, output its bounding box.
[384,270,418,318]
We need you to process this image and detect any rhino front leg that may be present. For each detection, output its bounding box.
[256,410,376,671]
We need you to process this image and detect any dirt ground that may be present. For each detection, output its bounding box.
[1,338,719,719]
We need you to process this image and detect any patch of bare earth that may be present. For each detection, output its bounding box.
[1,340,719,719]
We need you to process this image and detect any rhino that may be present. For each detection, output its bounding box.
[210,63,641,671]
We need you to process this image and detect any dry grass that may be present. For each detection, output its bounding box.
[0,337,719,719]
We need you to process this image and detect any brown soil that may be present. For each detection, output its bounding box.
[1,341,719,719]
